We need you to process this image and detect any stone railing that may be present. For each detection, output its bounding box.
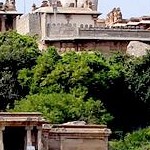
[78,28,150,39]
[46,26,150,41]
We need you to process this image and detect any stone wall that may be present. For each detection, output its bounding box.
[46,23,78,37]
[29,13,41,36]
[42,124,111,150]
[45,26,150,42]
[16,14,30,35]
[78,28,150,39]
[46,14,95,30]
[16,13,41,36]
[44,40,129,54]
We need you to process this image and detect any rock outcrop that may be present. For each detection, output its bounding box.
[127,41,150,57]
[63,121,86,125]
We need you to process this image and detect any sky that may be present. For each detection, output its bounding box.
[3,0,150,19]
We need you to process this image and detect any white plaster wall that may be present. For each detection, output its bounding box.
[46,14,94,27]
[16,13,41,36]
[16,14,30,35]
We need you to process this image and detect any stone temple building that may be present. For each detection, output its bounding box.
[1,0,150,54]
[0,112,111,150]
[0,0,21,32]
[16,0,101,51]
[15,0,150,54]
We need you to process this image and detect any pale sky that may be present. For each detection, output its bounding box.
[3,0,150,19]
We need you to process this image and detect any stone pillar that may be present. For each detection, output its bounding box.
[13,16,16,30]
[1,15,6,32]
[37,126,42,150]
[0,126,5,150]
[26,126,33,147]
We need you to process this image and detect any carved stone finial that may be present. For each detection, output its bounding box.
[32,3,37,11]
[41,0,49,7]
[4,0,16,11]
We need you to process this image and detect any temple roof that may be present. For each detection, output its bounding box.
[33,6,101,15]
[0,10,22,15]
[0,112,47,126]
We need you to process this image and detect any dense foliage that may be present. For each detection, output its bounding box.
[14,93,112,124]
[0,31,150,149]
[110,127,150,150]
[14,48,115,124]
[12,47,150,131]
[0,31,40,110]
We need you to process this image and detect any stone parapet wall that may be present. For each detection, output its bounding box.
[42,124,111,150]
[79,28,150,39]
[46,26,150,41]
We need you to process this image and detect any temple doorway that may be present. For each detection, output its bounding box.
[3,126,26,150]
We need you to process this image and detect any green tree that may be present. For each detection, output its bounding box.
[109,127,150,150]
[13,93,112,124]
[19,51,121,98]
[18,47,60,94]
[125,53,150,103]
[17,50,116,124]
[16,49,150,133]
[0,31,40,110]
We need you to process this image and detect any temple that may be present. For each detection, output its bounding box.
[0,0,150,53]
[103,7,150,30]
[0,0,22,32]
[0,112,111,150]
[14,0,150,53]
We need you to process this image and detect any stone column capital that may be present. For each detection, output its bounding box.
[0,126,4,150]
[37,126,42,130]
[25,126,33,130]
[0,126,5,131]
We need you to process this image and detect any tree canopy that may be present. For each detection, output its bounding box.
[0,31,150,148]
[13,93,112,124]
[0,31,40,110]
[15,49,150,133]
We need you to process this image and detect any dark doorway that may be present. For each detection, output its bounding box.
[5,15,14,31]
[3,127,26,150]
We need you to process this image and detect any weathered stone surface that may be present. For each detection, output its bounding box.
[127,41,150,57]
[43,124,111,150]
[62,121,86,125]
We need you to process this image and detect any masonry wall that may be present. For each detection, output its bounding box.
[79,28,150,39]
[46,14,95,28]
[16,14,30,35]
[45,40,129,54]
[46,23,78,37]
[16,13,41,36]
[29,13,41,36]
[42,125,111,150]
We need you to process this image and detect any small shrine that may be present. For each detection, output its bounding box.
[0,112,111,150]
[0,112,46,150]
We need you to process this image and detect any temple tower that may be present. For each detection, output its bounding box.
[5,0,16,11]
[91,0,98,10]
[59,0,98,10]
